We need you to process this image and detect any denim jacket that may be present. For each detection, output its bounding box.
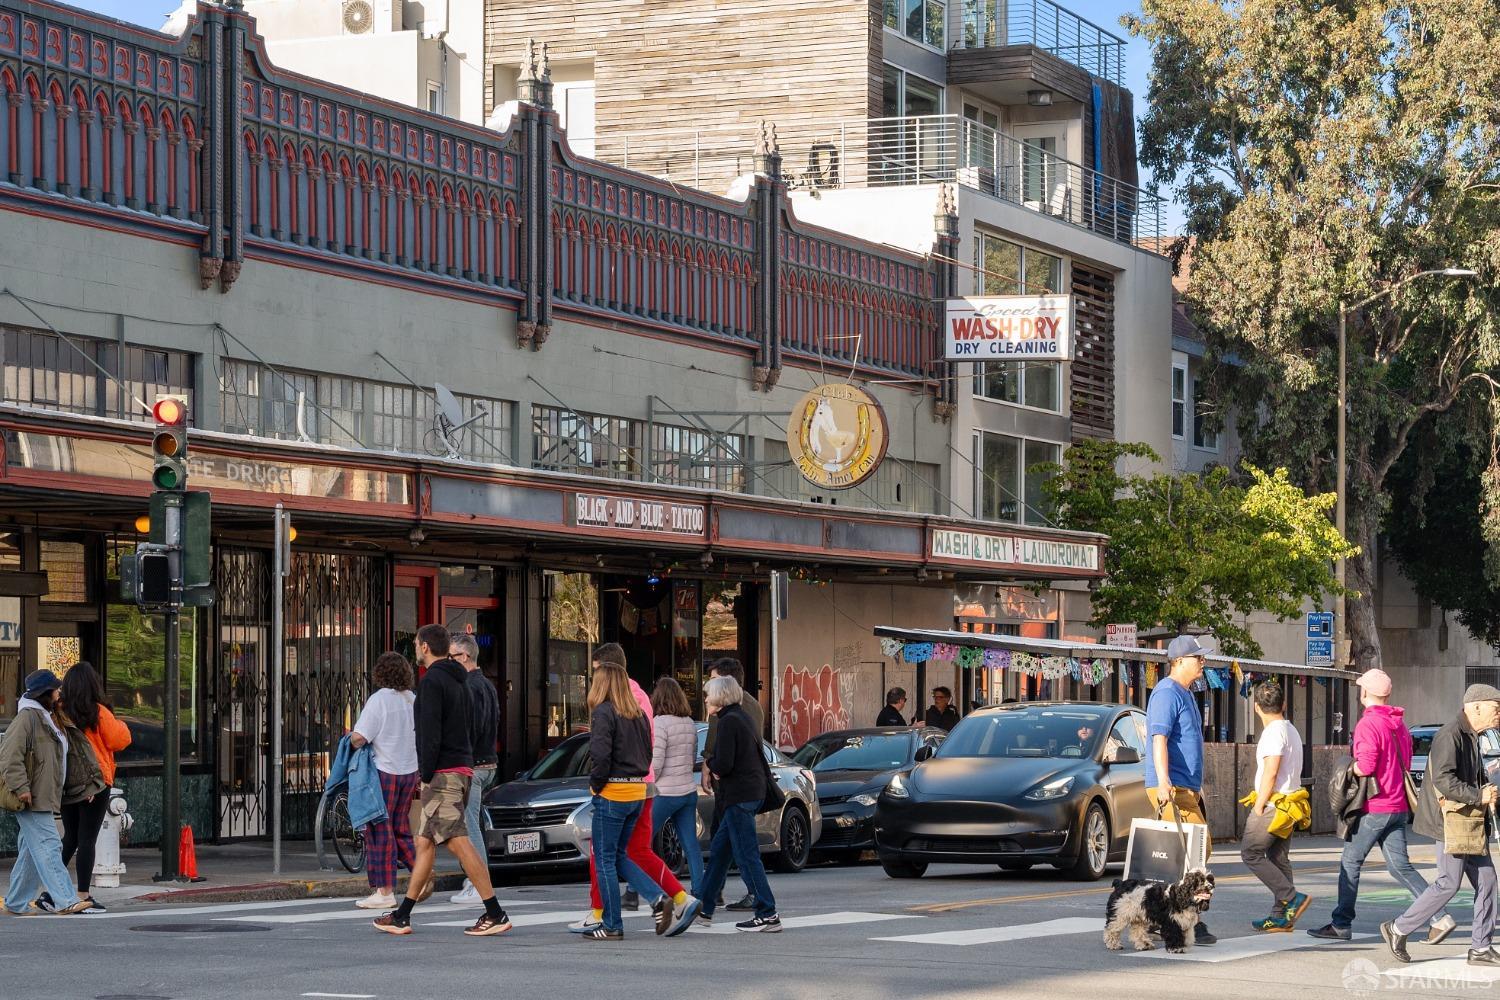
[326,734,387,830]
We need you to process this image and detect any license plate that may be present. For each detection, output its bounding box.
[506,831,542,855]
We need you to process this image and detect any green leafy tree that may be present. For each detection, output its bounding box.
[1126,0,1500,669]
[1041,440,1355,657]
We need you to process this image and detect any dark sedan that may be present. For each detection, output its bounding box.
[873,702,1152,881]
[793,727,947,863]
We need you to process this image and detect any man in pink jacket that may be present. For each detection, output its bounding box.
[1307,668,1457,942]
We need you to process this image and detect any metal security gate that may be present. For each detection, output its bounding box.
[215,548,271,839]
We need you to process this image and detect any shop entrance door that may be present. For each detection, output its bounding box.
[393,567,438,668]
[442,597,504,760]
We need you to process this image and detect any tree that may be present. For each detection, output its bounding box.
[1041,440,1355,657]
[1126,0,1500,669]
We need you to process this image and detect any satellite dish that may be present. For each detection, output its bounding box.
[429,383,489,460]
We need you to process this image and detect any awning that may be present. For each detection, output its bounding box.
[873,626,1359,681]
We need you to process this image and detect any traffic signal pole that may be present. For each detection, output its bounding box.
[156,493,184,882]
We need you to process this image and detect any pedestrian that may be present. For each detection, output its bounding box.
[694,673,781,932]
[1307,668,1456,942]
[1382,684,1500,966]
[351,651,420,910]
[923,687,960,731]
[651,676,704,895]
[372,625,511,937]
[700,657,764,913]
[571,644,694,931]
[0,670,90,915]
[582,660,698,941]
[876,687,908,727]
[1241,681,1310,931]
[449,632,500,906]
[56,661,130,913]
[1144,634,1216,945]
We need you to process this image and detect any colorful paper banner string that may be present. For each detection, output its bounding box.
[902,642,933,664]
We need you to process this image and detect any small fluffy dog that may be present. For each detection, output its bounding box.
[1103,869,1216,953]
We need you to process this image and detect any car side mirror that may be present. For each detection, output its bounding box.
[914,745,935,762]
[1107,747,1141,766]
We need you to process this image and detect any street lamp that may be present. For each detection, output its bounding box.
[1335,267,1478,670]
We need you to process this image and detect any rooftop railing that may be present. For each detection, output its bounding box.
[958,0,1127,86]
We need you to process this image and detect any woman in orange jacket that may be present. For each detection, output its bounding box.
[58,662,131,912]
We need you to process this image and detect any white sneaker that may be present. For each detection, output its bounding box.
[568,912,603,934]
[449,881,480,905]
[355,891,396,910]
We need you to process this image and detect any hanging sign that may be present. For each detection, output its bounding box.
[1106,623,1138,648]
[944,295,1073,360]
[787,384,888,490]
[570,492,706,537]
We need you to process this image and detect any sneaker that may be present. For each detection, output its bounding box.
[664,896,702,938]
[372,912,413,936]
[1252,913,1293,933]
[464,911,512,937]
[1194,922,1217,945]
[653,895,675,936]
[1381,920,1411,964]
[1306,923,1352,941]
[55,899,93,916]
[33,892,55,914]
[1427,914,1458,945]
[1282,892,1311,926]
[355,891,397,910]
[584,926,624,941]
[736,914,782,933]
[726,893,757,912]
[449,881,480,906]
[79,898,107,915]
[568,913,603,934]
[1469,948,1500,966]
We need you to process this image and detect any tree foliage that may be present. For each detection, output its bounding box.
[1042,440,1355,657]
[1126,0,1500,667]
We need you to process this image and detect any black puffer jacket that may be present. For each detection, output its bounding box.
[1328,754,1378,841]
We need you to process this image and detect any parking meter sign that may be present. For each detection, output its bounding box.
[1306,638,1334,667]
[1307,612,1333,639]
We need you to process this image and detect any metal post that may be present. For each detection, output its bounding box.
[156,494,183,882]
[768,570,781,749]
[271,504,287,874]
[1335,303,1347,670]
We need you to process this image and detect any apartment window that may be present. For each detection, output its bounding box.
[970,233,1064,412]
[882,66,944,118]
[887,0,945,48]
[1192,376,1218,451]
[1171,363,1186,439]
[3,325,195,423]
[976,432,1060,525]
[426,82,443,115]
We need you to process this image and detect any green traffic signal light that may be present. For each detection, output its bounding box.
[152,465,181,490]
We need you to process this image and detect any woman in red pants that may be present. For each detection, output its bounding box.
[570,644,690,933]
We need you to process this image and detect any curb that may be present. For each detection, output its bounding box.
[129,871,466,906]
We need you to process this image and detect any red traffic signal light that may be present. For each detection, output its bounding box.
[153,397,186,425]
[152,396,188,492]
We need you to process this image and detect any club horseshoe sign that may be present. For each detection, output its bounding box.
[787,383,889,490]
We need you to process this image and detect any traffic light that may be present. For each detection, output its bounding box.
[151,396,188,492]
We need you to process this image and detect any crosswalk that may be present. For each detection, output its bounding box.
[108,895,1376,964]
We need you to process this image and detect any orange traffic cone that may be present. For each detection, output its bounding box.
[179,824,204,881]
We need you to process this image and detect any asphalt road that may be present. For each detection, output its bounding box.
[8,837,1494,1000]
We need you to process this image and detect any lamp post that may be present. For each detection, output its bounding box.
[1335,267,1477,670]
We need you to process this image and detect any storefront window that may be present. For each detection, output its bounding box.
[440,565,497,598]
[40,539,89,603]
[106,604,199,763]
[546,572,598,742]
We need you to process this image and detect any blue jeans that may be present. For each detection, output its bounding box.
[591,796,664,932]
[698,800,776,920]
[5,810,81,914]
[1332,810,1443,929]
[653,792,704,893]
[463,766,497,862]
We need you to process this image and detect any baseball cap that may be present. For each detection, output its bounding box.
[1355,668,1392,698]
[1166,634,1210,660]
[1463,683,1500,705]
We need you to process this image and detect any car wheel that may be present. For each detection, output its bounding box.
[1067,802,1110,881]
[656,820,688,877]
[997,861,1033,872]
[880,856,927,879]
[770,805,811,873]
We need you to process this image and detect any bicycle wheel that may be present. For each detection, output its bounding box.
[328,791,366,874]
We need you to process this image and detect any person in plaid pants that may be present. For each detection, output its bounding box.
[351,652,422,909]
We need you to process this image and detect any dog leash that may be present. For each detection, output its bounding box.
[1156,792,1191,859]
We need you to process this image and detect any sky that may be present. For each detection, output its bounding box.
[65,0,1185,233]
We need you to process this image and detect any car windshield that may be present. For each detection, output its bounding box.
[528,737,591,780]
[792,733,912,772]
[937,708,1109,759]
[1411,730,1437,757]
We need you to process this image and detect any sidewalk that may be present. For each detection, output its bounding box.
[95,841,465,908]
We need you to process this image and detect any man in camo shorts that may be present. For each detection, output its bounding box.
[373,624,511,938]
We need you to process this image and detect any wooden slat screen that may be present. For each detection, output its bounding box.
[1070,262,1115,441]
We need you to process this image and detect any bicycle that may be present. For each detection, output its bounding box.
[314,781,366,874]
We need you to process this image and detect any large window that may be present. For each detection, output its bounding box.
[1171,362,1187,439]
[545,571,598,743]
[976,432,1060,525]
[3,325,195,423]
[885,0,946,48]
[1192,375,1218,451]
[971,232,1064,412]
[531,404,749,490]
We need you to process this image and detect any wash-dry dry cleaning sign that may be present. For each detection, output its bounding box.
[945,295,1073,360]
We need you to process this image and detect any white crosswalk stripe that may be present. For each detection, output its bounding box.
[212,900,545,925]
[691,911,917,935]
[89,898,362,920]
[875,916,1101,946]
[1124,931,1375,963]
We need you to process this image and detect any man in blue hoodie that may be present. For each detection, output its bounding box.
[1308,669,1456,942]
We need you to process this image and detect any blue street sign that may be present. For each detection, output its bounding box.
[1307,638,1334,667]
[1307,612,1334,639]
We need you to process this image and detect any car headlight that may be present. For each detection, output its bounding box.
[1024,775,1075,801]
[883,773,910,799]
[852,793,880,807]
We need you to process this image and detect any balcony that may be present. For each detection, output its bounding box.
[606,115,1164,251]
[954,0,1127,90]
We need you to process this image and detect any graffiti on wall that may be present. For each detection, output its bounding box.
[776,663,853,750]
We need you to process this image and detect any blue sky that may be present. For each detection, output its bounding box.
[66,0,1184,233]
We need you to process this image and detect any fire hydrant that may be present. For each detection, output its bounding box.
[92,788,133,889]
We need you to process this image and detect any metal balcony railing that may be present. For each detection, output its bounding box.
[608,115,1164,250]
[957,0,1127,86]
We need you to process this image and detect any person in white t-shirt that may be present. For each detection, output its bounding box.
[350,652,420,910]
[1242,681,1309,932]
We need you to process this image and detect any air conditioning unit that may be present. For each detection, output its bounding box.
[343,0,403,35]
